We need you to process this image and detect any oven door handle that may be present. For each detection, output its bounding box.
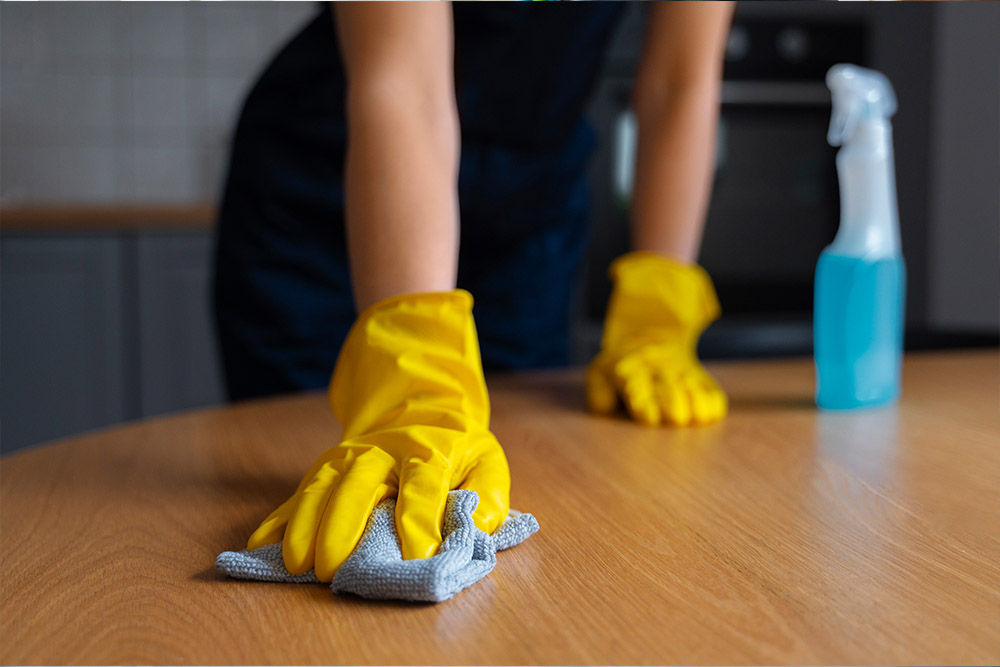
[721,81,831,107]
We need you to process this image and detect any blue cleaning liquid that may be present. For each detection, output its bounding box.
[814,250,906,409]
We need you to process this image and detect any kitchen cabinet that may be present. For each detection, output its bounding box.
[1,236,128,452]
[0,225,225,455]
[136,234,223,418]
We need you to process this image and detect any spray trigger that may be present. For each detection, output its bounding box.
[826,64,897,147]
[828,97,860,146]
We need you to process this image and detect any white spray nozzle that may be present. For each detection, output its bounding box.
[826,64,897,146]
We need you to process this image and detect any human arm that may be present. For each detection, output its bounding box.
[630,1,734,263]
[246,3,510,581]
[587,3,734,427]
[335,1,460,310]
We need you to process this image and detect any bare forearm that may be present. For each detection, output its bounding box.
[630,80,721,264]
[344,88,460,311]
[629,0,733,265]
[335,2,459,312]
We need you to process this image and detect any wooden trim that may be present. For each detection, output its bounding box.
[0,204,216,232]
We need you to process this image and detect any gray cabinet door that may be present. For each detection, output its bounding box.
[136,233,224,418]
[1,236,127,454]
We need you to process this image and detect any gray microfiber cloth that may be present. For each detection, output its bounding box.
[216,489,538,602]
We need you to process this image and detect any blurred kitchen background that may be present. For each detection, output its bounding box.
[2,1,998,455]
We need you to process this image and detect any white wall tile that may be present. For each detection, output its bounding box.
[114,145,138,202]
[1,143,33,201]
[0,71,41,146]
[59,146,118,201]
[58,125,116,156]
[1,146,63,202]
[20,2,64,75]
[112,70,136,145]
[130,3,188,69]
[48,74,118,139]
[0,4,42,76]
[48,3,121,68]
[24,76,64,136]
[131,73,190,131]
[0,117,36,150]
[0,1,304,204]
[203,4,265,75]
[132,145,199,202]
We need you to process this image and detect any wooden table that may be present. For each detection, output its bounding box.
[3,351,999,665]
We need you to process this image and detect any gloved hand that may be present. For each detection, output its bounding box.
[246,290,510,582]
[587,251,727,427]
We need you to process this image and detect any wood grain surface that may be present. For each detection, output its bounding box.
[2,351,999,665]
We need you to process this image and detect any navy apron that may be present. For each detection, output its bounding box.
[213,3,626,401]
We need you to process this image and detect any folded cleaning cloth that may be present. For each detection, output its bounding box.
[216,490,538,602]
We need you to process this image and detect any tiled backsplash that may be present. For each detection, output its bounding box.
[1,1,318,204]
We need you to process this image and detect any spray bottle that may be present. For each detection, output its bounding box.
[814,64,906,410]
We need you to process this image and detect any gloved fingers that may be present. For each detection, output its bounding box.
[654,374,693,427]
[696,373,728,423]
[246,494,298,551]
[615,362,661,426]
[291,448,345,495]
[247,449,353,551]
[458,446,511,535]
[679,365,727,425]
[396,460,450,560]
[281,461,342,576]
[313,448,396,582]
[250,450,353,556]
[585,359,618,415]
[685,377,716,426]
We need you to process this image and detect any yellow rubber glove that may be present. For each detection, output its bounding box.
[246,290,511,582]
[587,251,727,427]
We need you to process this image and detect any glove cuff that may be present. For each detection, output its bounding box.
[602,252,721,351]
[329,289,490,438]
[354,289,475,322]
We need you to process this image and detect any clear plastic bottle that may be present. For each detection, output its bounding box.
[815,65,906,410]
